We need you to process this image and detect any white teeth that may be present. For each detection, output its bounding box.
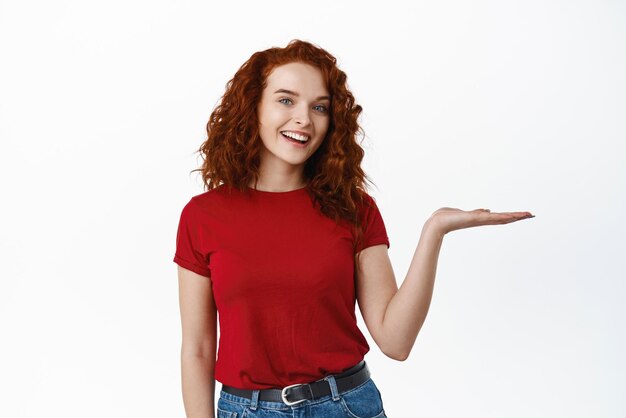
[281,131,309,142]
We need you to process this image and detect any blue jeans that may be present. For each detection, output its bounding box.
[216,374,387,418]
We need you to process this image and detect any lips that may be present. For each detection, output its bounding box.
[280,132,309,148]
[280,132,309,146]
[280,130,310,143]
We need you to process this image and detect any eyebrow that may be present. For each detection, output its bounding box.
[273,89,331,101]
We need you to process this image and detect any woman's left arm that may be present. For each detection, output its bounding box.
[355,208,534,361]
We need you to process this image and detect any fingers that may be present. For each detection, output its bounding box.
[511,212,534,219]
[505,212,535,222]
[476,209,533,218]
[479,210,534,224]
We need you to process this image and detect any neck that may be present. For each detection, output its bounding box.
[251,154,308,192]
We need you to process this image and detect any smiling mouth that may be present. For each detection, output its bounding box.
[280,131,310,144]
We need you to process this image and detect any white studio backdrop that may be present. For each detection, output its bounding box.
[0,0,624,417]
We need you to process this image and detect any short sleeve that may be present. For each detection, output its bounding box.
[173,198,211,278]
[355,194,390,254]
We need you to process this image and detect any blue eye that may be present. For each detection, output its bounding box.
[279,98,327,113]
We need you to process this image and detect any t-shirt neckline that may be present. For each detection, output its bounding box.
[246,186,308,195]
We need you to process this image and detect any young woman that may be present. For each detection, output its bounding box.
[174,39,533,418]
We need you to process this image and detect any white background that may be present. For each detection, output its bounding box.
[1,1,624,417]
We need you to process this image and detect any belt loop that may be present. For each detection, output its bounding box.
[250,389,260,410]
[324,374,341,401]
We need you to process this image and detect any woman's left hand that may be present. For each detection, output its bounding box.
[427,207,534,235]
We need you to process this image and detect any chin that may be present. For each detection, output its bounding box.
[283,156,309,166]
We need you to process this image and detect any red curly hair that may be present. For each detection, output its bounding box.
[192,39,378,256]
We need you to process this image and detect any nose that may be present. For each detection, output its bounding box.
[293,105,311,126]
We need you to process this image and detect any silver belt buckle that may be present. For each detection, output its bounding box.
[281,383,309,406]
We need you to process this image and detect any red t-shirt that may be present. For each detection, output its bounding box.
[173,184,390,389]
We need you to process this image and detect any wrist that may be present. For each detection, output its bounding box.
[424,216,447,238]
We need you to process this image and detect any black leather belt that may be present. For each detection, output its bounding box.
[221,360,370,406]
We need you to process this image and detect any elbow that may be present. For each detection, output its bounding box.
[382,346,410,362]
[378,333,412,362]
[391,352,410,362]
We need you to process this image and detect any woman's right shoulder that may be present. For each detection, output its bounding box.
[184,184,239,214]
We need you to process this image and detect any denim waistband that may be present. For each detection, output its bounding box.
[219,360,369,410]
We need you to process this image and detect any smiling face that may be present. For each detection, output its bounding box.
[256,62,331,174]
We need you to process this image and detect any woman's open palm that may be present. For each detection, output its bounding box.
[429,207,534,235]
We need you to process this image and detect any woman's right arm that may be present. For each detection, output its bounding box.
[178,265,218,418]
